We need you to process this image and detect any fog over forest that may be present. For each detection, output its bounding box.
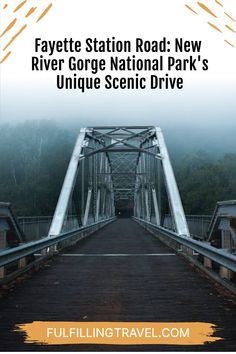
[0,119,235,216]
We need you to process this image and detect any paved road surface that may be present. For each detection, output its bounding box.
[0,218,235,351]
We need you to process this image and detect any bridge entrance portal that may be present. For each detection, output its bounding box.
[48,126,189,237]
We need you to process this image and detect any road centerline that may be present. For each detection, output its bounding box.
[59,253,176,257]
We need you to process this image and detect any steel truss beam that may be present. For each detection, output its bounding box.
[49,125,189,238]
[48,129,87,236]
[155,128,189,236]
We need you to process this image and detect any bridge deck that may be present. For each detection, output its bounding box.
[0,218,235,351]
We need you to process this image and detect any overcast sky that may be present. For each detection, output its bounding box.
[0,0,236,129]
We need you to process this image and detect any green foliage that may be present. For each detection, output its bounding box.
[174,151,236,214]
[0,120,76,215]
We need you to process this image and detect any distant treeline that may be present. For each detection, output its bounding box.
[0,120,75,216]
[0,120,235,216]
[174,152,236,214]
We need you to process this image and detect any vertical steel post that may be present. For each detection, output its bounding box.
[83,187,92,226]
[134,192,138,218]
[152,187,161,225]
[145,188,150,221]
[95,188,101,222]
[102,189,106,218]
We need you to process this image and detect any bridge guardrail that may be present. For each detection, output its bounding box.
[0,217,116,283]
[133,217,236,293]
[163,214,212,240]
[17,214,213,242]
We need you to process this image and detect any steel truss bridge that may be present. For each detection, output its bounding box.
[48,126,188,236]
[0,126,236,351]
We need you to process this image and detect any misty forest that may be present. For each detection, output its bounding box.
[0,120,236,217]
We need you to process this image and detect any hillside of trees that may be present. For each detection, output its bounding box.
[0,120,75,215]
[0,120,235,216]
[174,152,236,214]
